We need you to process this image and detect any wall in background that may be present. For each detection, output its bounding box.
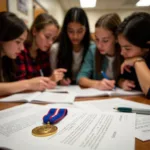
[0,0,7,11]
[8,0,33,27]
[7,0,65,28]
[5,0,150,33]
[36,0,65,27]
[86,8,150,33]
[33,1,48,19]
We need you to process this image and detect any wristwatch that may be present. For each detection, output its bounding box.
[134,57,144,66]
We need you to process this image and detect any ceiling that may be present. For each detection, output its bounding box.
[58,0,150,11]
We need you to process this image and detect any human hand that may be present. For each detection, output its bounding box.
[121,57,142,74]
[60,78,71,86]
[93,79,115,90]
[27,77,56,91]
[50,68,67,82]
[119,79,135,91]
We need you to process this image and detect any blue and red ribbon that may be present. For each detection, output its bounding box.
[43,108,68,124]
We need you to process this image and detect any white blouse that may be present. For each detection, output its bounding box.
[105,55,115,80]
[50,43,83,80]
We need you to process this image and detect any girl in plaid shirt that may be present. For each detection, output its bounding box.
[0,12,58,96]
[15,13,66,83]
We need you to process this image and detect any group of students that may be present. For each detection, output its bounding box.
[0,7,150,99]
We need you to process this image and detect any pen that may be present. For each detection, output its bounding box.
[101,71,116,89]
[101,71,109,79]
[114,107,150,115]
[39,69,44,76]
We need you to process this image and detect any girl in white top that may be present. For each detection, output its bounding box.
[50,7,92,85]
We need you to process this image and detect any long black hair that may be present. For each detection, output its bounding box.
[0,11,27,82]
[117,12,150,61]
[117,12,150,49]
[57,7,90,80]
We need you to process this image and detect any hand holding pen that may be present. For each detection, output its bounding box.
[100,71,116,90]
[93,79,115,91]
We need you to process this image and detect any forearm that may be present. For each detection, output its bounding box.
[135,61,150,95]
[78,77,98,88]
[0,80,30,96]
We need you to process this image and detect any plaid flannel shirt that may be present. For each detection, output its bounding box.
[15,48,51,80]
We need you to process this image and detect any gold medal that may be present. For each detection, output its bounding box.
[32,124,58,137]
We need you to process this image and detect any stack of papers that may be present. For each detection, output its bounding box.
[0,103,135,150]
[47,86,143,97]
[0,86,143,104]
[76,98,150,141]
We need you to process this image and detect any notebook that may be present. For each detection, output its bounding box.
[0,91,75,104]
[75,87,143,97]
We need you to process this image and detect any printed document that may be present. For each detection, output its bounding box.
[0,103,135,150]
[76,98,150,141]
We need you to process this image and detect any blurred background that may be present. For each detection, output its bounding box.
[0,0,150,33]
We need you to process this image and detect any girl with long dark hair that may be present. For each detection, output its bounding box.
[117,12,150,98]
[0,12,55,96]
[50,7,92,85]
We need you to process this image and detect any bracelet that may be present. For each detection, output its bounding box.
[133,57,145,67]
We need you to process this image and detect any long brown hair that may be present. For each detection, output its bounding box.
[95,13,123,80]
[25,13,59,49]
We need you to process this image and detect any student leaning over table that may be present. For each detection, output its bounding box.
[77,13,123,90]
[0,12,57,96]
[50,7,93,85]
[117,12,150,99]
[15,13,66,83]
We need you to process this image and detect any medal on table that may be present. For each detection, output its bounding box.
[32,108,68,137]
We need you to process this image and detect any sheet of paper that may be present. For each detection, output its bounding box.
[135,115,150,141]
[0,86,142,103]
[73,87,142,97]
[34,92,76,104]
[75,88,108,97]
[46,85,81,93]
[0,92,41,102]
[77,98,150,141]
[0,91,75,104]
[109,88,143,96]
[0,103,43,120]
[0,104,135,150]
